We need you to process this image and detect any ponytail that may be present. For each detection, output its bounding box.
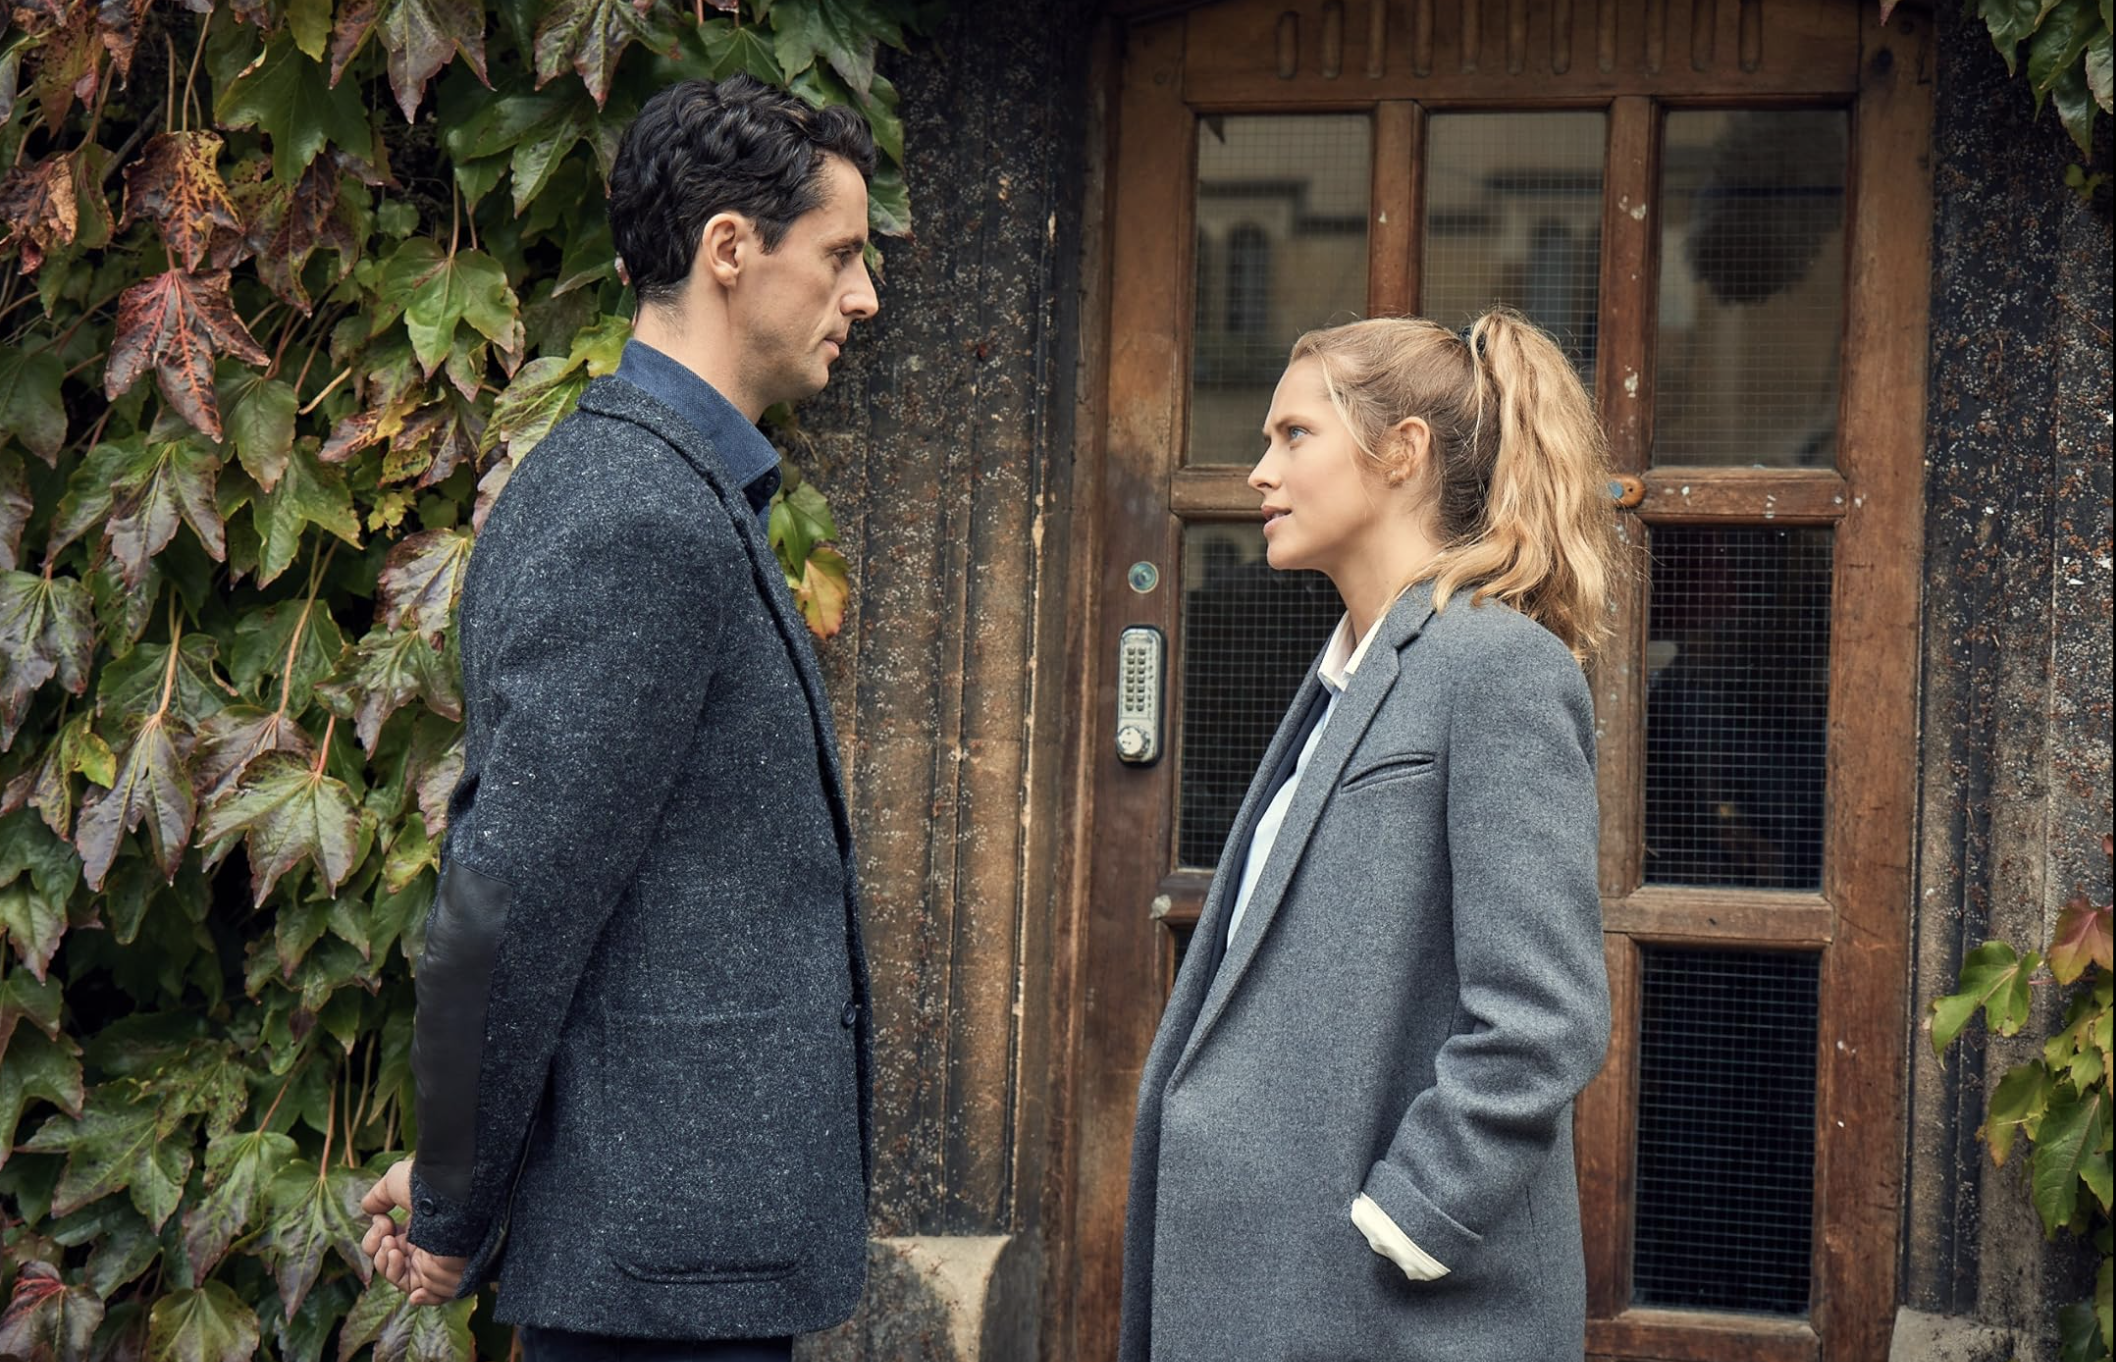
[1287,309,1623,660]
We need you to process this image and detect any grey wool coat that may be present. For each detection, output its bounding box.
[1119,582,1611,1362]
[405,378,871,1338]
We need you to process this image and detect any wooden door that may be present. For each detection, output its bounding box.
[1063,1,1933,1359]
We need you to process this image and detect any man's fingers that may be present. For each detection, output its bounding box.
[360,1214,394,1258]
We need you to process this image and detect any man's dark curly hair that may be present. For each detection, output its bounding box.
[607,75,878,307]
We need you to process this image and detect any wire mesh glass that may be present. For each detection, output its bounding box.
[1655,110,1847,468]
[1190,115,1371,466]
[1423,112,1606,385]
[1633,948,1819,1316]
[1644,526,1832,890]
[1177,525,1342,869]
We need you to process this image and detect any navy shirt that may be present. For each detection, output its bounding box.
[614,339,783,533]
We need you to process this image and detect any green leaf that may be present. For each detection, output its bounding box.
[326,628,462,753]
[483,354,588,462]
[336,1276,475,1362]
[20,1084,194,1230]
[772,0,898,97]
[0,878,67,982]
[73,713,196,889]
[287,0,335,60]
[51,1196,162,1296]
[198,750,361,905]
[182,1129,292,1281]
[2058,1297,2104,1362]
[2032,1085,2112,1231]
[2087,29,2113,112]
[442,80,603,215]
[0,965,63,1063]
[0,1262,103,1362]
[215,40,374,184]
[0,452,31,571]
[2028,0,2099,97]
[1981,0,2045,71]
[698,18,784,82]
[94,633,232,730]
[532,0,676,106]
[258,1164,371,1318]
[273,1278,355,1362]
[379,242,523,375]
[377,528,476,644]
[247,446,364,587]
[0,346,66,463]
[0,809,83,980]
[0,1028,84,1166]
[104,429,226,585]
[328,0,489,122]
[1983,1060,2053,1165]
[867,160,910,238]
[2050,58,2103,155]
[228,599,345,716]
[864,72,904,165]
[1930,941,2043,1053]
[222,374,298,493]
[0,571,94,751]
[146,1283,260,1362]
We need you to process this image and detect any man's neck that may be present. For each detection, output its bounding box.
[629,308,762,421]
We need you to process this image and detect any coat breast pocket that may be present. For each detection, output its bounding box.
[1339,750,1437,794]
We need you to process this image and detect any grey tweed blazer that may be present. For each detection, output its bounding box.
[406,378,871,1338]
[1120,582,1610,1362]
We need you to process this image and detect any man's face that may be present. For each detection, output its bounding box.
[728,155,877,409]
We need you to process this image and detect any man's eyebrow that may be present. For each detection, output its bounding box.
[823,233,869,252]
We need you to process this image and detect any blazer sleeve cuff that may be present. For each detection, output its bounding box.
[405,1164,491,1260]
[1361,1158,1482,1270]
[1350,1193,1450,1281]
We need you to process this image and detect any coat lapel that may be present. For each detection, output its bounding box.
[574,380,856,855]
[1167,582,1440,1087]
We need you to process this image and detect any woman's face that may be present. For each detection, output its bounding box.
[1250,357,1392,578]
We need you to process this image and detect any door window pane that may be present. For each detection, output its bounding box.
[1423,112,1606,384]
[1655,111,1848,467]
[1189,115,1371,466]
[1644,526,1833,890]
[1634,948,1819,1316]
[1177,526,1340,868]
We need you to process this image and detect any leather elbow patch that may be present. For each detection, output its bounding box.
[411,860,514,1202]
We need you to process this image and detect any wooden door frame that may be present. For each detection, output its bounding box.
[1050,5,1934,1359]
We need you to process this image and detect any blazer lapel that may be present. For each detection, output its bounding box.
[1167,582,1441,1086]
[575,380,856,854]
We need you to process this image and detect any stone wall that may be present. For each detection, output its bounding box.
[1899,7,2114,1359]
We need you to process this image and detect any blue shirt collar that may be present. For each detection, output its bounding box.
[614,340,783,519]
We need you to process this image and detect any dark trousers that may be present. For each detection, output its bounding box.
[518,1328,793,1362]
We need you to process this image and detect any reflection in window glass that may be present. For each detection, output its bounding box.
[1177,526,1341,868]
[1189,116,1371,466]
[1423,112,1606,385]
[1655,111,1847,468]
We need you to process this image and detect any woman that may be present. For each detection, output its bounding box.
[1120,310,1619,1362]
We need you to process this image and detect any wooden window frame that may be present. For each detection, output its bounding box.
[1063,4,1932,1360]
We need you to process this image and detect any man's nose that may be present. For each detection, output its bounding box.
[845,262,879,320]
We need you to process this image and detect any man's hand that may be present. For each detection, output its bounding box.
[361,1157,470,1306]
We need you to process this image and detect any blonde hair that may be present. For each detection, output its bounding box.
[1287,309,1622,659]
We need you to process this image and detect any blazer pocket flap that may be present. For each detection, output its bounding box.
[1341,751,1437,790]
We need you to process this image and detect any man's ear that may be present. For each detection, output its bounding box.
[697,211,748,290]
[1384,416,1433,488]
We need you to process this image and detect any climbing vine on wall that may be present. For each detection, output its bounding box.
[0,0,931,1353]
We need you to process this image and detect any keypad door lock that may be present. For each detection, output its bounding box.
[1115,625,1164,766]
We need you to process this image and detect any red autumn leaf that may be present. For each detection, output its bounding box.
[2048,892,2113,985]
[377,527,475,644]
[533,0,672,107]
[331,0,490,121]
[246,158,350,312]
[73,712,197,889]
[121,132,243,272]
[318,407,386,465]
[0,152,79,275]
[18,0,100,133]
[104,270,269,441]
[95,0,153,79]
[193,705,315,804]
[0,1261,103,1359]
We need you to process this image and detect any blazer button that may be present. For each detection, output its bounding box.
[841,1001,860,1028]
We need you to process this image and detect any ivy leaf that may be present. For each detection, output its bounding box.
[0,1028,84,1163]
[331,0,491,121]
[73,713,197,889]
[0,153,78,276]
[286,0,334,58]
[198,751,360,905]
[2050,891,2114,986]
[864,72,904,165]
[2049,58,2102,156]
[145,1283,260,1362]
[81,1203,161,1296]
[258,1164,371,1317]
[2087,29,2112,113]
[1,712,115,841]
[1982,1060,2053,1166]
[119,133,241,274]
[336,1276,475,1362]
[94,0,153,80]
[378,528,475,644]
[378,242,522,377]
[0,809,81,981]
[228,599,344,715]
[193,703,315,823]
[532,0,677,107]
[105,429,226,585]
[246,447,364,587]
[0,965,63,1064]
[221,373,299,493]
[23,3,99,135]
[2027,0,2099,101]
[326,628,462,753]
[867,161,910,238]
[697,18,784,82]
[0,572,93,752]
[482,354,588,463]
[2032,1084,2112,1231]
[216,40,374,184]
[181,1129,298,1282]
[0,1261,103,1362]
[772,0,898,98]
[1930,940,2043,1053]
[0,877,67,981]
[439,78,603,214]
[20,1085,194,1229]
[95,633,233,730]
[0,454,31,567]
[792,545,851,639]
[245,160,349,316]
[0,348,67,463]
[102,270,270,442]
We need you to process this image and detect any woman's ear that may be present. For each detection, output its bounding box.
[1384,416,1433,488]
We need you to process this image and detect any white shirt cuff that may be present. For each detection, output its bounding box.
[1350,1193,1450,1281]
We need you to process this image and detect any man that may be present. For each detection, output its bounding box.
[359,75,880,1360]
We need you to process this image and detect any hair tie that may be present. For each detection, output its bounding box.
[1459,322,1484,359]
